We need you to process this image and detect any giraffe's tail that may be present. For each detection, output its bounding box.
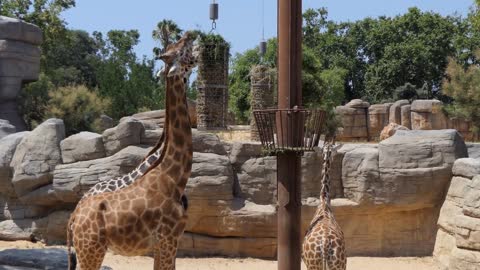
[67,214,77,270]
[322,238,329,270]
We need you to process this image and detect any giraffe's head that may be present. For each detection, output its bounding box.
[158,31,200,78]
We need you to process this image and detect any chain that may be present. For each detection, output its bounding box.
[211,20,217,32]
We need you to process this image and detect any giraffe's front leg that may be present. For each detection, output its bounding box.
[153,237,179,270]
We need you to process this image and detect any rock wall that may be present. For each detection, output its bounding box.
[0,16,42,131]
[336,99,474,141]
[0,117,471,259]
[434,158,480,270]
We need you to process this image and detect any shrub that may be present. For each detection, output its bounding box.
[45,85,111,135]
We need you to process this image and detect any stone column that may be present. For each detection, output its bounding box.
[249,65,274,141]
[196,42,229,130]
[336,99,370,141]
[411,100,448,130]
[0,16,43,131]
[389,99,410,125]
[368,103,391,141]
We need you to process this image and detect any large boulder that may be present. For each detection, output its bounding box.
[301,151,325,199]
[0,219,45,242]
[452,158,480,179]
[102,118,145,156]
[463,175,480,219]
[10,119,64,204]
[236,156,277,204]
[0,196,49,221]
[437,176,470,234]
[467,143,480,159]
[449,247,480,270]
[140,128,163,146]
[192,130,227,155]
[379,122,409,141]
[179,232,276,258]
[0,132,29,197]
[379,130,467,208]
[43,211,71,244]
[0,248,68,270]
[60,132,106,163]
[186,152,235,234]
[0,120,15,140]
[229,142,263,169]
[342,146,380,204]
[124,110,165,129]
[434,158,480,269]
[53,145,150,203]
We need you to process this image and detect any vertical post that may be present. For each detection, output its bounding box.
[277,0,302,270]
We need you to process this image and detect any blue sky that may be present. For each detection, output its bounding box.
[63,0,474,59]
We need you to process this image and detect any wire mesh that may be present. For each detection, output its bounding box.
[253,109,326,154]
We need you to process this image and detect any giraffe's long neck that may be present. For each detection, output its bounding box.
[312,142,334,219]
[149,73,192,193]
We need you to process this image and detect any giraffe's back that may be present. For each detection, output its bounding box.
[302,219,346,270]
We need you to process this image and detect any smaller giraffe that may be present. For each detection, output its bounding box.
[302,140,347,270]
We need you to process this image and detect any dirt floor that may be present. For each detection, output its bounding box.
[0,241,439,270]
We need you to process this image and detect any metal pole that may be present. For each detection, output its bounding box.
[277,0,302,270]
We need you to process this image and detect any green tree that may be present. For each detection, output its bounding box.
[229,39,276,123]
[19,73,54,129]
[443,54,480,140]
[362,8,458,102]
[46,30,100,87]
[152,19,183,56]
[94,30,161,119]
[229,37,347,123]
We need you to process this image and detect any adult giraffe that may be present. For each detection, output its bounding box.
[302,140,347,270]
[67,31,199,270]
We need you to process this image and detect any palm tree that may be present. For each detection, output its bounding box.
[152,19,183,57]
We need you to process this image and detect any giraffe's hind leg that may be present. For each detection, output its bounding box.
[73,238,107,270]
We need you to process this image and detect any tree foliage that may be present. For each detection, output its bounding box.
[443,53,480,139]
[152,19,183,57]
[94,30,162,119]
[301,7,479,103]
[45,85,110,135]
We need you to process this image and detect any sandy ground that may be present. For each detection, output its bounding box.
[0,241,439,270]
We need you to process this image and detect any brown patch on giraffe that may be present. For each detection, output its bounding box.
[172,221,186,237]
[166,164,181,180]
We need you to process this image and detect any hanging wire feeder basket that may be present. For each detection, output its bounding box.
[253,108,327,155]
